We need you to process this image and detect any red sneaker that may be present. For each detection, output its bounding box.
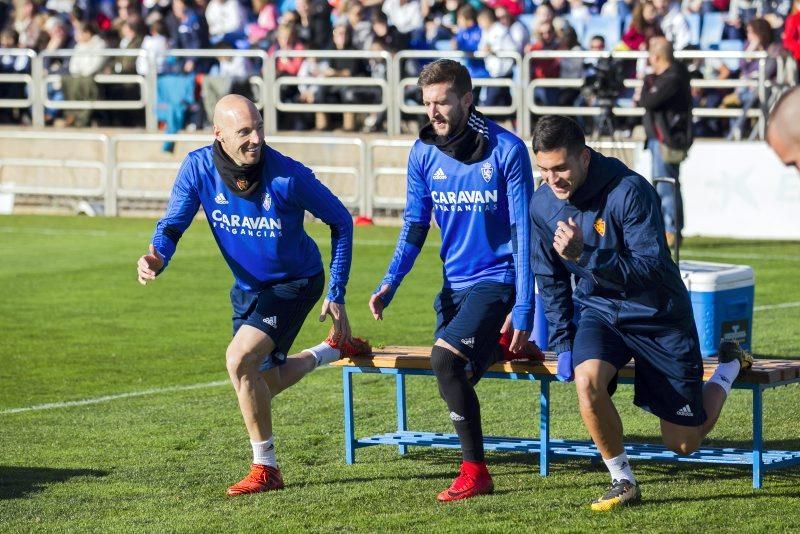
[499,330,545,361]
[226,464,284,496]
[437,463,494,502]
[325,326,372,357]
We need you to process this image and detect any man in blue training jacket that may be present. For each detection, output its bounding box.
[530,115,752,512]
[369,59,542,502]
[136,94,370,497]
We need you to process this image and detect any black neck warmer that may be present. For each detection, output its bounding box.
[212,140,266,197]
[418,106,489,164]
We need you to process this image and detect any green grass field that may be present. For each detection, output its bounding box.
[1,214,800,532]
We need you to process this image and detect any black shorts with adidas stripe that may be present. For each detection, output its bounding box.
[572,311,706,427]
[231,272,325,371]
[434,281,515,383]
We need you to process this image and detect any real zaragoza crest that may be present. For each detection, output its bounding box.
[480,162,494,183]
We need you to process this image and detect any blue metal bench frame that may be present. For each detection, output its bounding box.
[339,361,800,489]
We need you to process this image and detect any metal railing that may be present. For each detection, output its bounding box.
[268,49,392,135]
[37,49,156,130]
[0,47,790,138]
[162,48,269,115]
[0,131,108,200]
[0,49,36,112]
[522,49,773,138]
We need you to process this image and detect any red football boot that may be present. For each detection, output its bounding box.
[437,461,494,502]
[226,464,285,496]
[325,326,372,357]
[499,329,545,361]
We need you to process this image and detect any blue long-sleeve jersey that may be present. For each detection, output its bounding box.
[151,144,353,303]
[530,148,693,354]
[378,120,535,331]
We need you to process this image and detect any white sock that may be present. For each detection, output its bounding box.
[251,437,277,467]
[306,342,341,367]
[603,452,636,484]
[707,359,741,396]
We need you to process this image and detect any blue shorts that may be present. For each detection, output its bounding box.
[572,311,706,427]
[434,281,515,383]
[231,272,324,372]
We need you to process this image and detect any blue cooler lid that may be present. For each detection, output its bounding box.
[679,260,754,292]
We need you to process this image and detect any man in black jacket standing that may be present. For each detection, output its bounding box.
[637,36,693,248]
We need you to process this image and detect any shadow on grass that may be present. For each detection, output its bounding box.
[621,433,800,453]
[0,466,109,499]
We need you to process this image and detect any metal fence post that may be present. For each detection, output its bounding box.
[31,54,44,128]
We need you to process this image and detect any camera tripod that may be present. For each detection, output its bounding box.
[589,101,628,162]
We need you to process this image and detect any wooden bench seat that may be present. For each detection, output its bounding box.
[335,348,800,384]
[333,347,800,489]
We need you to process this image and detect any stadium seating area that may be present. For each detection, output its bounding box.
[0,0,798,138]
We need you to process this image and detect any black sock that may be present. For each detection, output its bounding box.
[430,345,484,463]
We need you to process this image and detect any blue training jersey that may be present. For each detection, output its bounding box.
[151,144,353,303]
[378,119,535,331]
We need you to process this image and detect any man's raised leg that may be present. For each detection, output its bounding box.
[661,340,754,455]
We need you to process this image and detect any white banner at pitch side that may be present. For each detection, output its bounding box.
[641,141,800,240]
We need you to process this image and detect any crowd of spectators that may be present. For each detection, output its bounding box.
[0,0,797,136]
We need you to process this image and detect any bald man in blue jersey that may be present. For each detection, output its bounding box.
[137,95,370,496]
[370,59,542,502]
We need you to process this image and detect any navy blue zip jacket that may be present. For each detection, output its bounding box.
[530,148,692,354]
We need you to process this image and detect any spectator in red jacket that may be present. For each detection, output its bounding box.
[623,0,661,51]
[783,0,800,64]
[527,20,560,106]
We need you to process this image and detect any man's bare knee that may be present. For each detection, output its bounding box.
[662,430,702,455]
[226,346,261,378]
[574,372,605,407]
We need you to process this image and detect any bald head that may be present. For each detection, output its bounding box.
[213,94,260,130]
[213,94,264,167]
[767,87,800,173]
[648,36,673,67]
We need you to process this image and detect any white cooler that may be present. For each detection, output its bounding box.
[679,261,755,358]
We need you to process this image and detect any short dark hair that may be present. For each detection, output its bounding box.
[531,115,586,155]
[417,59,472,97]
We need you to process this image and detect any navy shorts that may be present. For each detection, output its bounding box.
[572,311,706,427]
[434,281,515,383]
[231,272,324,372]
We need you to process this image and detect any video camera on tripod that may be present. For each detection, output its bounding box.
[584,57,626,107]
[583,56,626,138]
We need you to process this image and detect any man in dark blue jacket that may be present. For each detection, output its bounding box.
[137,95,370,496]
[530,115,751,511]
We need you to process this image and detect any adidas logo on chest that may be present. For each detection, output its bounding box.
[432,167,448,180]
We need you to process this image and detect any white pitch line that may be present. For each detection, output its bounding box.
[754,301,800,312]
[681,250,800,262]
[0,226,438,248]
[0,226,150,238]
[0,380,230,415]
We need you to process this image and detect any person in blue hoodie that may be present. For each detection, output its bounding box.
[530,115,752,512]
[370,59,542,502]
[136,94,370,497]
